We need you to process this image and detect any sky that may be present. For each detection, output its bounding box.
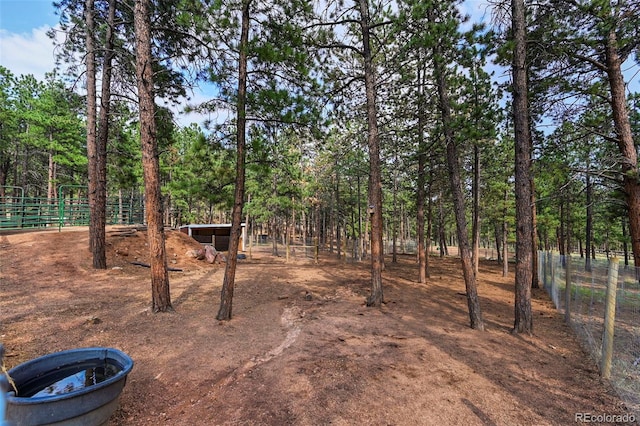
[0,0,494,130]
[0,0,215,127]
[0,0,491,82]
[0,0,61,81]
[0,0,495,79]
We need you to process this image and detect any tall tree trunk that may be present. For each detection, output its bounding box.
[425,172,432,278]
[432,25,484,330]
[92,0,116,269]
[565,195,571,256]
[316,202,322,261]
[246,193,252,258]
[216,0,251,320]
[438,193,446,257]
[271,174,279,256]
[0,158,10,195]
[134,0,172,312]
[329,173,334,254]
[118,188,124,224]
[495,221,502,263]
[47,145,55,200]
[604,29,640,271]
[622,217,629,267]
[585,170,592,272]
[502,219,509,277]
[531,175,539,288]
[558,201,565,255]
[502,187,509,277]
[18,136,29,192]
[85,0,98,252]
[349,183,356,259]
[471,58,482,276]
[472,144,480,275]
[578,239,583,258]
[416,74,427,282]
[512,0,533,334]
[335,162,341,260]
[291,199,296,244]
[357,174,363,261]
[392,155,398,263]
[401,203,407,253]
[357,0,384,307]
[271,217,278,256]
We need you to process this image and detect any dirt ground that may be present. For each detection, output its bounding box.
[0,226,633,425]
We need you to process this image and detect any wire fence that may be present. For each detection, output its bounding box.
[538,251,640,420]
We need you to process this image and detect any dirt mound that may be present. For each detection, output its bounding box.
[106,226,212,271]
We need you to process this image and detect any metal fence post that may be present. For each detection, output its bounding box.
[550,252,556,305]
[565,255,572,324]
[601,257,619,379]
[539,250,544,288]
[543,250,548,288]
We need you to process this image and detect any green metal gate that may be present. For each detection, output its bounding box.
[0,186,144,230]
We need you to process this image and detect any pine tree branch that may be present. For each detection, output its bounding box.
[314,43,363,56]
[570,52,607,73]
[303,19,360,30]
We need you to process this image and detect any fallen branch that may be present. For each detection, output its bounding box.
[109,231,138,237]
[131,261,183,272]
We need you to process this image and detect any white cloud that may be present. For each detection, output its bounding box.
[0,24,218,130]
[459,0,493,25]
[0,25,59,80]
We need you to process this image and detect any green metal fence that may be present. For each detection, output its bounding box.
[0,186,144,230]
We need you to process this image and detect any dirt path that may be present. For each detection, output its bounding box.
[0,228,631,425]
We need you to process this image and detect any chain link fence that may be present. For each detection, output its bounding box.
[538,251,640,420]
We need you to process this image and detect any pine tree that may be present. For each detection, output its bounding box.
[511,0,533,334]
[134,0,172,312]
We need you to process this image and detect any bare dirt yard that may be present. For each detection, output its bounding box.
[0,226,633,425]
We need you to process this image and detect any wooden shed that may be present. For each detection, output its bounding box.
[179,223,246,252]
